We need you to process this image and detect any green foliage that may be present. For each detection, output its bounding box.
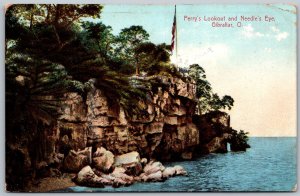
[187,64,234,114]
[6,5,160,129]
[209,93,234,111]
[6,59,70,125]
[221,95,234,110]
[114,25,150,75]
[6,4,235,135]
[229,129,250,151]
[81,21,115,60]
[136,43,178,76]
[8,4,102,27]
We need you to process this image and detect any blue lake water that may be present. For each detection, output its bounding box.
[62,137,297,192]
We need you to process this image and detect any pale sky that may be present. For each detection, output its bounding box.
[98,4,297,137]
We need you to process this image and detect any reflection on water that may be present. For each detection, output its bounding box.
[62,137,296,192]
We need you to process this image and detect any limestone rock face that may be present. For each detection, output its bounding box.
[177,78,196,100]
[205,135,228,153]
[57,122,88,153]
[193,111,231,155]
[84,76,198,159]
[37,75,234,176]
[52,76,201,166]
[56,93,89,154]
[7,73,239,190]
[59,93,87,122]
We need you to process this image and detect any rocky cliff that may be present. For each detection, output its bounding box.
[6,75,233,191]
[193,111,231,154]
[55,76,200,163]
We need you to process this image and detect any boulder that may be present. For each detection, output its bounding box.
[47,153,64,166]
[63,147,92,172]
[141,158,148,166]
[48,168,62,177]
[94,167,134,187]
[124,162,143,176]
[142,170,163,182]
[143,161,165,175]
[112,178,128,188]
[162,167,176,178]
[111,167,134,186]
[114,151,142,175]
[92,147,114,172]
[133,176,142,182]
[114,151,140,167]
[174,165,187,176]
[139,161,167,182]
[97,173,114,186]
[75,166,105,188]
[36,161,48,170]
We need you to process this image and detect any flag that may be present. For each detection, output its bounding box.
[171,5,176,54]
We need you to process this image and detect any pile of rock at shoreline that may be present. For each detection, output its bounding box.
[65,147,187,188]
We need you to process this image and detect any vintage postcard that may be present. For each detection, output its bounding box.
[5,4,297,192]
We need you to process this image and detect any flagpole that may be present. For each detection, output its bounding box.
[171,5,177,68]
[175,5,178,68]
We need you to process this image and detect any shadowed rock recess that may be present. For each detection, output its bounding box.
[7,76,241,190]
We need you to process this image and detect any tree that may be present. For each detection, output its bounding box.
[188,64,212,114]
[229,129,250,151]
[6,5,149,150]
[7,4,102,51]
[209,93,222,111]
[114,25,149,75]
[5,5,103,191]
[221,95,234,110]
[134,42,175,76]
[81,21,115,63]
[209,94,234,111]
[187,64,234,114]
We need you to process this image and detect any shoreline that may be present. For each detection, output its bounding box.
[25,175,76,193]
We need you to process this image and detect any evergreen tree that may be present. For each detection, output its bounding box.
[187,64,234,114]
[114,25,149,75]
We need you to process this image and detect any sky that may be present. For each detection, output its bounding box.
[97,4,296,137]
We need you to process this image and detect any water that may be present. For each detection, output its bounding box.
[62,137,297,192]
